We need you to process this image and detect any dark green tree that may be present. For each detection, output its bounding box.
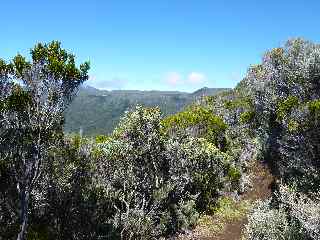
[0,41,89,240]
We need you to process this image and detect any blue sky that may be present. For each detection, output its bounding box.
[1,0,320,92]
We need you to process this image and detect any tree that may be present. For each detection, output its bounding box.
[0,41,89,240]
[93,106,231,239]
[237,39,320,185]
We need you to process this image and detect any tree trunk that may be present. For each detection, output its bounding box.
[17,188,29,240]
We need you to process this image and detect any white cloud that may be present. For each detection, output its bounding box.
[88,75,97,82]
[87,75,128,90]
[163,71,208,89]
[187,72,206,84]
[164,72,182,86]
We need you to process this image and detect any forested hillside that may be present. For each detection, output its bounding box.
[1,39,320,240]
[64,86,228,135]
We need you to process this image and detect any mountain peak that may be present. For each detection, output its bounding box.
[191,87,229,97]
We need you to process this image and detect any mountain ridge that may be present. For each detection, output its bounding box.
[64,86,229,135]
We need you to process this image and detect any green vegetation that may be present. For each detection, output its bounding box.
[213,197,249,221]
[276,96,299,120]
[287,119,299,132]
[227,165,242,182]
[95,134,110,143]
[162,106,227,131]
[64,86,229,136]
[0,40,89,240]
[161,106,227,147]
[2,38,320,240]
[194,197,250,237]
[308,99,320,114]
[224,97,253,110]
[240,111,255,124]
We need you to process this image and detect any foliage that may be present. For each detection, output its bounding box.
[244,185,320,240]
[227,166,242,182]
[276,96,299,120]
[161,106,227,148]
[212,197,249,221]
[95,134,111,143]
[0,41,89,240]
[236,38,320,193]
[240,38,320,240]
[244,199,300,240]
[308,99,320,115]
[239,111,255,124]
[3,38,320,240]
[64,87,229,136]
[91,105,234,239]
[224,97,253,111]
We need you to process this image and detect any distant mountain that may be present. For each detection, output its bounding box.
[191,87,226,97]
[64,86,229,136]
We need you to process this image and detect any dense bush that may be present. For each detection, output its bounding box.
[244,185,320,240]
[244,199,304,240]
[232,39,320,240]
[93,106,234,239]
[0,41,90,240]
[1,91,236,239]
[161,106,228,149]
[2,38,320,240]
[235,38,320,192]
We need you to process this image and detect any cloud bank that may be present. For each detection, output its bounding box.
[187,72,206,84]
[87,75,128,90]
[165,72,182,86]
[164,71,207,87]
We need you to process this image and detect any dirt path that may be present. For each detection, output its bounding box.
[212,163,274,240]
[174,162,274,240]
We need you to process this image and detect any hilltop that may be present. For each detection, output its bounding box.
[64,86,229,135]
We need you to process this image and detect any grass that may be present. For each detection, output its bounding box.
[191,196,251,237]
[214,197,250,221]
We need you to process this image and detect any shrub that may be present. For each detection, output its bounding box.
[223,97,253,111]
[93,106,233,239]
[244,185,320,240]
[276,104,320,192]
[161,106,227,148]
[244,199,294,240]
[95,134,110,143]
[240,111,255,124]
[227,165,242,182]
[308,99,320,116]
[276,96,299,121]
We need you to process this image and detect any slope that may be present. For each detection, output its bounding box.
[64,86,229,135]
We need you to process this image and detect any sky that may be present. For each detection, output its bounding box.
[1,0,320,92]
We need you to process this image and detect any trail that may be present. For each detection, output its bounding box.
[212,163,274,240]
[175,162,274,240]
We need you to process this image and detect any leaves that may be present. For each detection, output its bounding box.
[0,41,89,240]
